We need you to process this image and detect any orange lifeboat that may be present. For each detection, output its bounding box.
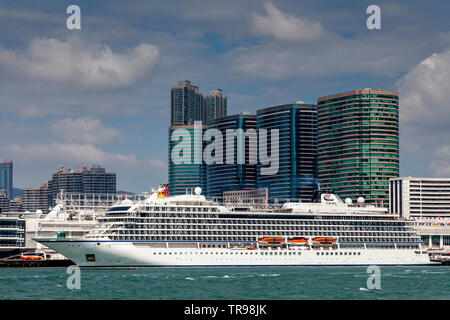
[258,237,284,244]
[288,237,308,244]
[313,237,336,245]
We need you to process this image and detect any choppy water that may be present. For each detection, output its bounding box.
[0,266,448,300]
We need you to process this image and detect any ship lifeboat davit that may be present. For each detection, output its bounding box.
[258,237,284,244]
[313,237,336,245]
[287,237,308,245]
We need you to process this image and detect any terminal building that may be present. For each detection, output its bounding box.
[389,177,450,252]
[389,177,450,219]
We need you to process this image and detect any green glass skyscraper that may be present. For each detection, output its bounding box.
[168,124,207,196]
[317,89,399,206]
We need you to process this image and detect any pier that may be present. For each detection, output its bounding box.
[430,252,450,266]
[0,258,74,268]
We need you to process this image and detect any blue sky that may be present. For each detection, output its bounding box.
[0,0,450,193]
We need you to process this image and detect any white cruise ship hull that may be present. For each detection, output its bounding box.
[36,239,435,268]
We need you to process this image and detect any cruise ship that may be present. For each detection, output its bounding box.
[35,187,434,268]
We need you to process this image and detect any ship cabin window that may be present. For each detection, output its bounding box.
[85,254,96,262]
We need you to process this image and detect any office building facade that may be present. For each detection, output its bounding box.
[318,89,399,206]
[0,160,13,200]
[256,102,318,203]
[206,113,257,200]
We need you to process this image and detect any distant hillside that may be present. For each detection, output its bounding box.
[116,190,137,196]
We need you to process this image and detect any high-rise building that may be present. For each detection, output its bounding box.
[22,183,51,214]
[0,160,13,200]
[205,89,227,125]
[171,81,227,126]
[168,123,207,196]
[47,166,116,206]
[256,102,318,203]
[206,113,257,201]
[317,89,399,206]
[170,80,205,126]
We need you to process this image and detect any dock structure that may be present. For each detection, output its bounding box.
[430,252,450,265]
[0,258,74,268]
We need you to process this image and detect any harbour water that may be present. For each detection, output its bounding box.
[0,266,448,300]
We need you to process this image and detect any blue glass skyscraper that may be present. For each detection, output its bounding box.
[206,113,257,201]
[256,102,318,203]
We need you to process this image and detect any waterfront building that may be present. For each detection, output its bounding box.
[0,160,13,200]
[256,102,318,203]
[317,89,399,206]
[22,183,51,214]
[206,113,257,201]
[0,217,25,258]
[168,124,207,196]
[223,187,268,207]
[47,165,116,207]
[205,89,227,125]
[171,80,205,126]
[389,177,450,219]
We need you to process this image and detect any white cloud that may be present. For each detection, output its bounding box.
[397,48,450,177]
[5,142,139,167]
[399,49,450,126]
[249,2,324,42]
[429,146,450,177]
[51,117,123,145]
[148,158,167,169]
[0,37,160,89]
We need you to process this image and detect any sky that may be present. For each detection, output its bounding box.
[0,0,450,194]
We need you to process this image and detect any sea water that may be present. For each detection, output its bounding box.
[0,266,448,300]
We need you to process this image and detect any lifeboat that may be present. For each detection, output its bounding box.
[19,255,44,261]
[287,237,308,245]
[258,237,284,244]
[313,237,336,245]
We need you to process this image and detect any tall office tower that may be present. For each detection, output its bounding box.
[22,183,51,214]
[168,123,207,196]
[0,160,13,200]
[256,102,318,203]
[205,89,227,125]
[47,166,116,206]
[206,113,257,201]
[317,89,399,206]
[171,80,205,126]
